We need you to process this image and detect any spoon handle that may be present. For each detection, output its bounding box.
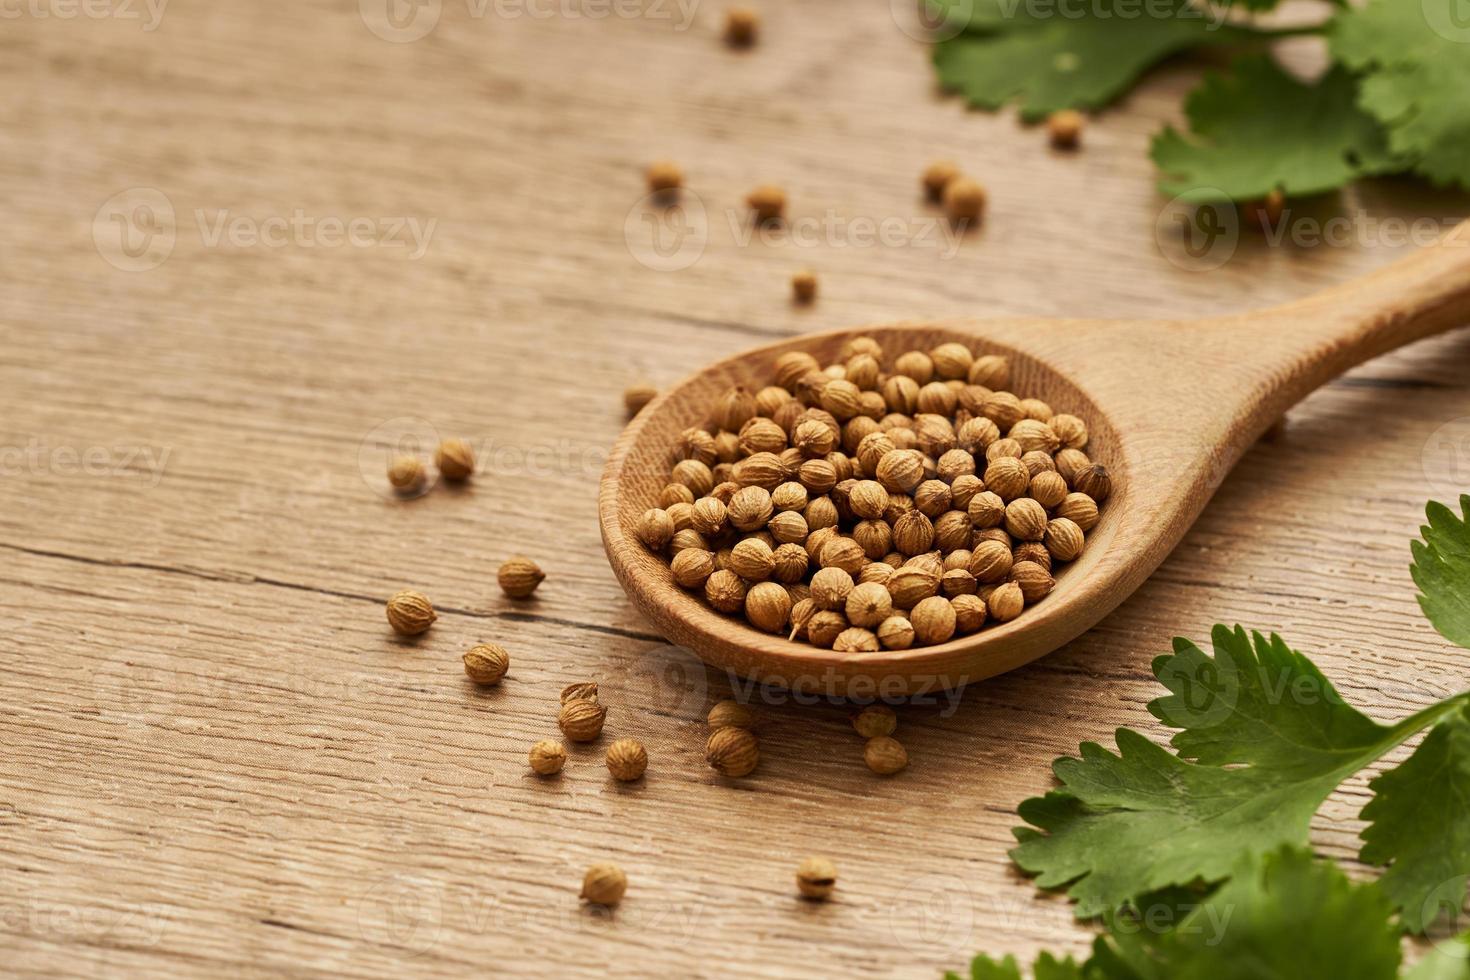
[1252,217,1470,393]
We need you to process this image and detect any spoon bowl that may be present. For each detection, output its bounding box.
[599,221,1470,695]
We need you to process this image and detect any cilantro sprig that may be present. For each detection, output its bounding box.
[948,495,1470,975]
[924,0,1470,199]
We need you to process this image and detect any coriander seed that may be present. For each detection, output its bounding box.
[943,177,986,223]
[637,508,675,550]
[877,615,915,650]
[706,726,759,777]
[922,160,959,201]
[1044,518,1086,561]
[792,270,818,304]
[852,704,897,738]
[529,740,567,775]
[796,857,838,900]
[988,581,1025,622]
[1011,561,1056,603]
[724,4,758,46]
[435,439,475,482]
[624,382,658,417]
[463,643,509,685]
[559,698,607,742]
[865,735,908,775]
[387,456,425,492]
[746,581,793,633]
[671,548,716,589]
[845,581,893,628]
[646,159,683,195]
[910,596,956,646]
[606,738,648,782]
[747,184,786,224]
[561,681,598,703]
[498,556,545,599]
[707,699,758,730]
[1047,109,1084,149]
[580,863,627,906]
[386,590,436,636]
[833,627,879,652]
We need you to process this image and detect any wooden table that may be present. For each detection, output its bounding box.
[3,3,1468,976]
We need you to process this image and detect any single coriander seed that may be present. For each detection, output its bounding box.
[561,681,598,703]
[387,456,425,492]
[462,643,509,685]
[529,740,567,775]
[435,438,475,482]
[706,726,759,777]
[792,270,818,304]
[724,5,758,47]
[747,184,786,225]
[796,857,838,900]
[645,160,683,195]
[580,863,627,906]
[707,699,758,730]
[559,698,607,742]
[943,177,986,223]
[386,590,435,636]
[852,704,897,738]
[865,735,908,775]
[1047,109,1084,149]
[922,160,960,202]
[498,556,545,599]
[606,738,648,782]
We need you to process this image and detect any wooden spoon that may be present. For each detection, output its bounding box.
[599,221,1470,696]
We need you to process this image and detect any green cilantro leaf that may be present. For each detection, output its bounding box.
[1010,626,1466,918]
[1094,848,1402,980]
[932,1,1258,122]
[1332,0,1470,188]
[1412,495,1470,650]
[1360,703,1470,933]
[1407,935,1470,980]
[944,951,1083,980]
[1150,56,1397,202]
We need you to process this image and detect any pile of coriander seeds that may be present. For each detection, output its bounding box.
[634,337,1109,651]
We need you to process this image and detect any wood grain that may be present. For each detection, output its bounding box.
[2,1,1469,976]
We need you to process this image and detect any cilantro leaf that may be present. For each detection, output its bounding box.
[932,1,1258,122]
[1412,496,1470,650]
[1010,626,1465,918]
[1150,56,1397,202]
[1407,935,1470,980]
[1097,848,1403,980]
[1360,703,1470,933]
[944,952,1083,980]
[1332,0,1470,188]
[958,849,1407,980]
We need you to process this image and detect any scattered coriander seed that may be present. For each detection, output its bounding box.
[707,699,758,730]
[645,160,682,195]
[706,726,759,777]
[724,5,758,47]
[580,863,627,906]
[792,270,818,304]
[624,383,658,417]
[386,590,436,636]
[1047,109,1084,149]
[747,184,786,225]
[561,681,598,703]
[943,177,986,223]
[865,735,908,775]
[922,160,960,202]
[434,438,475,481]
[796,857,838,900]
[852,704,897,739]
[606,738,648,781]
[529,740,567,775]
[559,698,607,742]
[498,556,545,599]
[462,643,509,685]
[387,456,425,493]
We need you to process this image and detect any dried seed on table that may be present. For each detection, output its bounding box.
[498,557,545,599]
[462,644,509,685]
[386,590,435,636]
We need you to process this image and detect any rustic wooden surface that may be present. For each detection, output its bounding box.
[2,2,1468,977]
